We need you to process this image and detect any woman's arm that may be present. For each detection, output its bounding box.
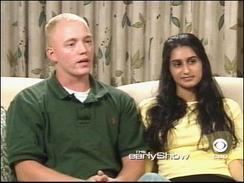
[228,159,243,181]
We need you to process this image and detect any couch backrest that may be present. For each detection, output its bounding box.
[1,77,43,110]
[1,76,243,111]
[118,77,243,111]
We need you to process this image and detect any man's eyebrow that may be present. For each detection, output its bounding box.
[64,38,77,43]
[64,35,93,43]
[84,35,93,39]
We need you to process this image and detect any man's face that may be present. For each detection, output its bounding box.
[47,20,94,78]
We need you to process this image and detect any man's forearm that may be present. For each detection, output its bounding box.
[15,160,83,181]
[115,156,145,181]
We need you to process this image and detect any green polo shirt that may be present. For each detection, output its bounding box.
[6,73,147,179]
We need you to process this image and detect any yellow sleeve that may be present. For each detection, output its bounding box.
[138,97,159,173]
[138,97,157,128]
[224,98,243,165]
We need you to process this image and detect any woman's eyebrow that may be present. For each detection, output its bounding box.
[171,56,198,62]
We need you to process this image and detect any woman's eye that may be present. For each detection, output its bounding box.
[173,62,182,67]
[189,59,196,63]
[188,58,199,64]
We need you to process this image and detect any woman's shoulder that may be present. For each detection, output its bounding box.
[223,98,241,110]
[223,98,242,118]
[138,97,158,127]
[138,97,157,110]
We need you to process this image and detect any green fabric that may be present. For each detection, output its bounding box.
[6,73,147,179]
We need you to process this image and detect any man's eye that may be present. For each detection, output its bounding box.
[66,43,74,47]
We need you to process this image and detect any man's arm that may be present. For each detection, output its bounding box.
[15,160,110,182]
[15,160,83,181]
[228,159,243,181]
[113,156,145,181]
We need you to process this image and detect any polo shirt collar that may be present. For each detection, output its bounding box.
[47,72,109,103]
[86,76,109,103]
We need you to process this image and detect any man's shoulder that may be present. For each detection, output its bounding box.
[14,79,49,102]
[97,80,133,100]
[7,79,50,113]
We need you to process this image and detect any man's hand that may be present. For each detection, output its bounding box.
[91,157,145,181]
[87,170,121,182]
[87,157,146,182]
[97,170,118,182]
[87,170,110,182]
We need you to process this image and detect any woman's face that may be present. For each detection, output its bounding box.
[169,46,203,93]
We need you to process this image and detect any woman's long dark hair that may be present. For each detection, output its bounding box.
[145,33,238,152]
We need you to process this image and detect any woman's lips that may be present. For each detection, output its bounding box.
[181,76,194,81]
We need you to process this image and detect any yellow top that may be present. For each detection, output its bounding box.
[139,97,243,179]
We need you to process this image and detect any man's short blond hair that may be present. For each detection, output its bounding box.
[45,13,88,47]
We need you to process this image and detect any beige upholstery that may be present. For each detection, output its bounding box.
[1,77,43,110]
[1,76,243,111]
[117,77,243,111]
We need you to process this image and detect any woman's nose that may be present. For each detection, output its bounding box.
[182,64,190,73]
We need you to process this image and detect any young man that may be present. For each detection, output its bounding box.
[6,13,147,181]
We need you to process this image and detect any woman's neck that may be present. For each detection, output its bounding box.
[177,88,196,102]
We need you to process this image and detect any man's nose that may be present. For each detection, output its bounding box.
[77,42,87,54]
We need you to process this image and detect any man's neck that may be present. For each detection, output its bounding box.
[56,72,90,92]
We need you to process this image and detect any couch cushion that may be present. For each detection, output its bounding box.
[1,106,15,181]
[118,77,243,111]
[1,77,43,109]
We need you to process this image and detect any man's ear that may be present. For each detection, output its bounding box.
[46,47,57,63]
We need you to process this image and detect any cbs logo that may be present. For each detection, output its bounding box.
[212,138,228,153]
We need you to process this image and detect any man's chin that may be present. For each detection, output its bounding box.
[75,69,91,75]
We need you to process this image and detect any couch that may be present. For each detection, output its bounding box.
[1,76,243,181]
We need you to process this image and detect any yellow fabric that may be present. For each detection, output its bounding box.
[139,97,243,179]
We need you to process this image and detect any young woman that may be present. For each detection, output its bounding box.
[139,33,243,182]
